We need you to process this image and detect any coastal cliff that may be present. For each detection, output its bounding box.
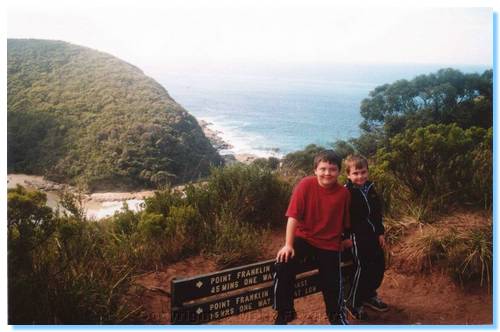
[8,39,222,191]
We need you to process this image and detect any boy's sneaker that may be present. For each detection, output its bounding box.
[274,310,297,325]
[328,311,349,325]
[363,296,389,312]
[346,305,369,320]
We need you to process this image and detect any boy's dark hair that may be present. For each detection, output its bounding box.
[313,150,342,170]
[345,154,369,174]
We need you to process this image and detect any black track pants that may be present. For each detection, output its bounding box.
[347,233,385,307]
[272,237,345,321]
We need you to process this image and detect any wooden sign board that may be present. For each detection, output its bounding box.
[170,256,354,324]
[171,272,320,324]
[171,257,321,304]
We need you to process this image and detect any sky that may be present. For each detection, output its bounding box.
[1,1,499,331]
[6,0,494,75]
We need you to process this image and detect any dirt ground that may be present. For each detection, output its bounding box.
[130,226,492,326]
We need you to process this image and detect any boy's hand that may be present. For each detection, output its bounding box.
[378,235,385,249]
[341,239,353,250]
[276,245,295,263]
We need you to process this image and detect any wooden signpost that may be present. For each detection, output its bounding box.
[171,257,353,324]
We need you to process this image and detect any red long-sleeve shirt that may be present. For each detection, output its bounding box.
[286,176,351,251]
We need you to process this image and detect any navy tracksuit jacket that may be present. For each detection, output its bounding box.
[344,180,385,308]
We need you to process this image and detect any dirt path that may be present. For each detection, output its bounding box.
[131,228,492,325]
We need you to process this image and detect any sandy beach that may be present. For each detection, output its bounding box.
[7,174,154,219]
[7,174,155,201]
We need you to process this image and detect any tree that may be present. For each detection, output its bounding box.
[330,140,355,159]
[8,185,57,323]
[357,68,492,155]
[281,144,325,175]
[8,185,56,265]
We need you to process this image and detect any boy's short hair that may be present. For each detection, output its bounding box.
[313,150,342,170]
[345,154,369,174]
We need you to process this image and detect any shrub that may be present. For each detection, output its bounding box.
[206,164,291,227]
[376,124,492,213]
[8,186,141,324]
[46,219,138,323]
[470,128,493,209]
[108,164,291,269]
[251,157,280,170]
[143,189,184,217]
[112,202,140,235]
[368,160,401,217]
[132,204,201,268]
[210,210,264,268]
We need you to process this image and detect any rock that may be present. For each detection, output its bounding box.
[197,119,234,152]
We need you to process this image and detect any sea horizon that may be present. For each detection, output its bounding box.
[153,62,491,158]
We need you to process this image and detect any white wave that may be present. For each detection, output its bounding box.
[198,115,284,159]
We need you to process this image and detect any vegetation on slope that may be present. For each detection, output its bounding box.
[8,165,291,323]
[8,39,222,191]
[7,67,493,323]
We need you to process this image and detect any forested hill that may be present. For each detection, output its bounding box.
[8,39,222,191]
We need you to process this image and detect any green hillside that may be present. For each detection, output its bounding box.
[8,39,222,190]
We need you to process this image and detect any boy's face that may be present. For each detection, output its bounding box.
[314,161,340,188]
[347,166,369,187]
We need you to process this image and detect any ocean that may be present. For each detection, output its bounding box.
[155,63,489,158]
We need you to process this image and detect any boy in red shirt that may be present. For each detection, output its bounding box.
[272,150,351,325]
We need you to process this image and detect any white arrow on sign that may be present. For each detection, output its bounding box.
[196,281,203,288]
[196,307,203,315]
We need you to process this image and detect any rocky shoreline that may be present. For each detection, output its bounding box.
[198,119,234,151]
[198,119,259,164]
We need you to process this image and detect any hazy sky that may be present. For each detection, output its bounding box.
[6,0,495,72]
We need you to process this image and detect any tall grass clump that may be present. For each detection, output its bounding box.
[383,216,421,245]
[446,224,492,289]
[397,226,445,273]
[396,220,492,289]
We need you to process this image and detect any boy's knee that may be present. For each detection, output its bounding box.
[274,261,295,276]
